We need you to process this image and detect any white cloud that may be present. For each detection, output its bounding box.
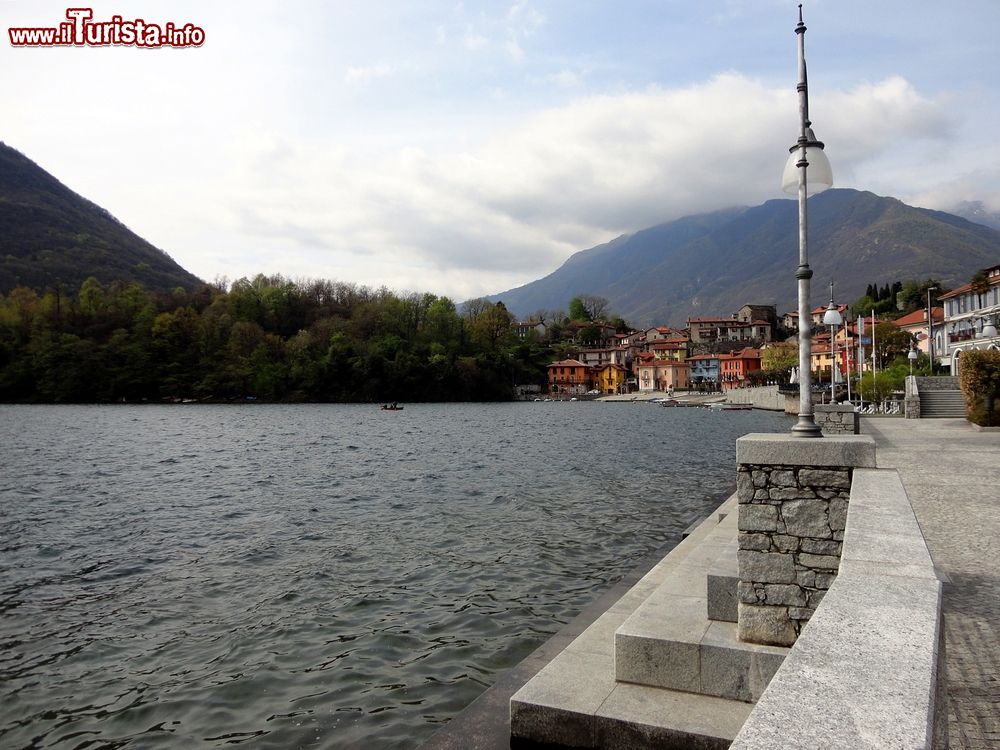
[462,30,487,51]
[183,74,955,299]
[344,63,396,87]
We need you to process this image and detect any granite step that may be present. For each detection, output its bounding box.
[614,513,789,703]
[510,495,755,749]
[919,390,966,418]
[706,539,738,623]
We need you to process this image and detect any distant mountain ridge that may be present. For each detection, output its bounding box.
[949,200,1000,231]
[0,142,201,294]
[489,189,1000,327]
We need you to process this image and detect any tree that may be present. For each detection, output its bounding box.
[970,270,990,309]
[568,296,590,321]
[857,371,897,405]
[578,294,610,321]
[873,321,913,367]
[761,341,797,374]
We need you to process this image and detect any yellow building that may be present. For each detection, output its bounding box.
[593,363,629,394]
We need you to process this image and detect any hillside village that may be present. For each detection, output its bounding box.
[523,263,1000,398]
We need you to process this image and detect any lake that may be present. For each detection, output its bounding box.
[0,402,791,749]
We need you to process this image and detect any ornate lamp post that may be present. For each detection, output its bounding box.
[823,282,843,402]
[782,5,834,436]
[908,345,918,376]
[926,286,938,372]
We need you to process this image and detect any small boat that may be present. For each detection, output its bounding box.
[380,403,404,411]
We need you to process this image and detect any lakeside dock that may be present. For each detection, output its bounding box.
[420,416,1000,750]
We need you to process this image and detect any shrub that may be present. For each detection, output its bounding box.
[959,350,1000,426]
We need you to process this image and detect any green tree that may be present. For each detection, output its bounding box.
[873,321,913,367]
[857,371,897,405]
[568,296,590,321]
[761,341,798,374]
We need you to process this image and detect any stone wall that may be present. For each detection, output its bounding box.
[725,385,786,411]
[735,434,876,647]
[914,375,960,391]
[737,465,850,645]
[814,404,859,434]
[905,376,921,419]
[731,469,945,750]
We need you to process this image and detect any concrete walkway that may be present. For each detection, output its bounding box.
[862,418,1000,749]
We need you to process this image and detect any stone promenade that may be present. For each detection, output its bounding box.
[862,418,1000,749]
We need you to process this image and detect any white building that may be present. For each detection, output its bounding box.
[939,264,1000,374]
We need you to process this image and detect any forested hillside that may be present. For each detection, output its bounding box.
[0,142,202,294]
[0,275,545,403]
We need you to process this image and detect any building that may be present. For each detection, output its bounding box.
[718,347,762,390]
[892,307,944,362]
[635,359,689,392]
[643,326,685,343]
[736,304,777,329]
[687,353,721,390]
[687,317,772,344]
[514,320,546,340]
[939,265,1000,374]
[648,338,688,362]
[810,303,848,327]
[592,363,629,395]
[547,359,592,396]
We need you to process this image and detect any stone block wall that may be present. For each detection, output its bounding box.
[904,376,921,419]
[914,375,959,391]
[813,404,858,434]
[724,385,787,411]
[737,465,850,646]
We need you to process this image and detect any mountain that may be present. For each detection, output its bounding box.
[489,189,1000,327]
[0,142,202,294]
[948,200,1000,231]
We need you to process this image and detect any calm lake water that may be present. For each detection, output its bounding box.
[0,402,791,749]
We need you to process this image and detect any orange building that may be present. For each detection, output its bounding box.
[719,347,762,390]
[547,359,592,396]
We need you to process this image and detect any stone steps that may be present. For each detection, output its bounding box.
[614,518,788,703]
[919,390,965,418]
[510,496,783,749]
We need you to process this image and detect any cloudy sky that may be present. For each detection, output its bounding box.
[4,1,999,300]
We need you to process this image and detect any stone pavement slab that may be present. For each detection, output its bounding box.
[862,418,1000,749]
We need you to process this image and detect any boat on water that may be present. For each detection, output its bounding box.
[380,403,404,411]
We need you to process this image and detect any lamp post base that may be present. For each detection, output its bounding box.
[791,417,823,437]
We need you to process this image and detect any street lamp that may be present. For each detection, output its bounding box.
[908,345,918,376]
[822,282,843,403]
[926,286,938,373]
[979,315,997,339]
[784,5,833,436]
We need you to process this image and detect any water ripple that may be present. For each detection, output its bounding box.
[0,403,790,749]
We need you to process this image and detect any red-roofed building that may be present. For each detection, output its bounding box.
[687,316,771,344]
[593,363,629,395]
[718,348,762,390]
[893,307,944,360]
[648,338,688,362]
[939,264,1000,373]
[635,359,689,392]
[810,303,849,326]
[547,359,592,396]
